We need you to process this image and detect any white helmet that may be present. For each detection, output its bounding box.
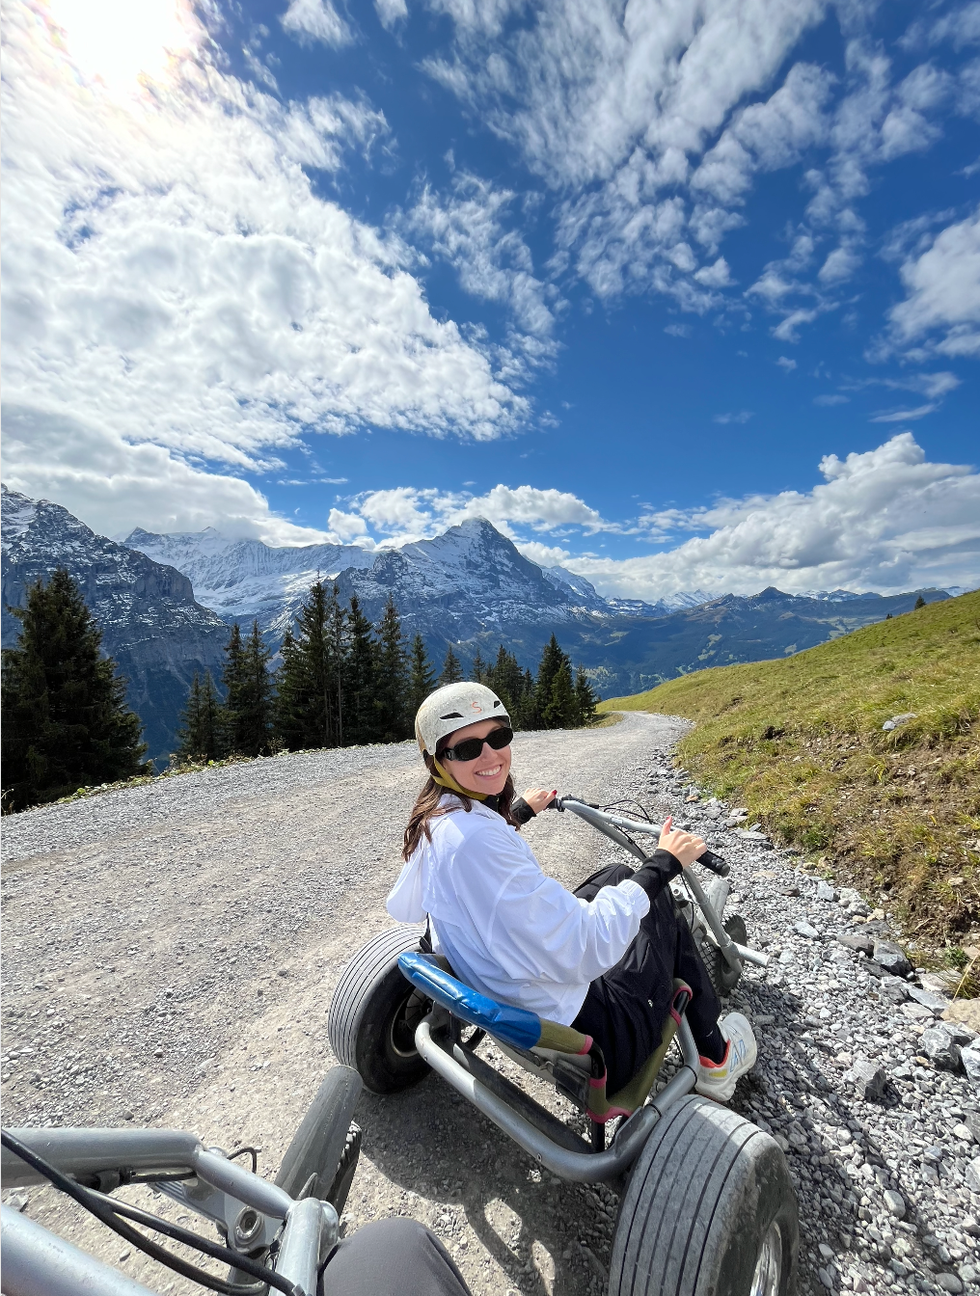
[415,682,510,757]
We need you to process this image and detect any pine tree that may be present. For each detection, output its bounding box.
[486,644,527,727]
[914,595,926,610]
[573,666,600,727]
[408,634,436,718]
[543,659,577,728]
[174,671,224,762]
[1,569,147,812]
[439,646,463,685]
[221,623,245,753]
[534,634,571,729]
[471,648,487,683]
[273,582,343,751]
[374,596,410,742]
[344,595,378,745]
[226,621,273,756]
[520,667,539,729]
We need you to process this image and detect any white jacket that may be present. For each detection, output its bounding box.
[386,796,649,1025]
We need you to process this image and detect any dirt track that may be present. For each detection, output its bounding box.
[1,712,687,1296]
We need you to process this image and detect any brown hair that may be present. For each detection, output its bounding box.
[402,749,519,860]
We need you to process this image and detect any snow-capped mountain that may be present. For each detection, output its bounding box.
[606,589,717,617]
[123,518,715,633]
[2,486,229,770]
[123,526,376,638]
[6,489,958,752]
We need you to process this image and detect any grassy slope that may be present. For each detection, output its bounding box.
[600,592,980,946]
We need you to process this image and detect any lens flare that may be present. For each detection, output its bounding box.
[46,0,201,96]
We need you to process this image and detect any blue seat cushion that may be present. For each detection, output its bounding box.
[398,951,542,1051]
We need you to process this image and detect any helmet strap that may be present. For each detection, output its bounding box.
[432,758,488,802]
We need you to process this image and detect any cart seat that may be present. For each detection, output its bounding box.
[397,951,690,1124]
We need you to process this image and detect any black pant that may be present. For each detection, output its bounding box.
[322,1218,473,1296]
[571,863,722,1094]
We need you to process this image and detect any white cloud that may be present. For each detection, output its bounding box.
[814,392,849,405]
[1,404,329,545]
[326,507,370,542]
[776,356,797,370]
[318,482,614,548]
[869,403,936,423]
[1,2,528,543]
[280,0,353,48]
[887,207,980,356]
[405,173,558,342]
[375,0,409,27]
[713,410,753,424]
[554,434,980,597]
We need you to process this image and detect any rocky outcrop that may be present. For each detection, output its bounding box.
[2,486,229,770]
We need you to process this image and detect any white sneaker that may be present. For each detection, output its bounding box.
[695,1013,758,1103]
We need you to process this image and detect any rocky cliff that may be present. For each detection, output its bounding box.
[2,486,229,770]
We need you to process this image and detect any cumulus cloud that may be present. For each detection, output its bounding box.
[319,483,614,547]
[887,207,980,356]
[1,405,329,545]
[280,0,353,48]
[553,434,980,597]
[1,1,526,544]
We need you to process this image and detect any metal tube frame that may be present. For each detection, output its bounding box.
[414,1012,700,1184]
[1,1127,339,1296]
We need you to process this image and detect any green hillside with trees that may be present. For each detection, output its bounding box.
[600,591,980,945]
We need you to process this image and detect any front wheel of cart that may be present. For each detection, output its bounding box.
[327,926,431,1095]
[695,913,748,998]
[610,1095,798,1296]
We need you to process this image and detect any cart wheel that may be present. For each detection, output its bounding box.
[227,1067,364,1285]
[327,925,431,1094]
[697,914,748,998]
[610,1095,798,1296]
[275,1065,363,1207]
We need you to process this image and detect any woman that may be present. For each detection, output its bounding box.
[387,681,756,1102]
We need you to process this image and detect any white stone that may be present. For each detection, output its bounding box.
[883,1189,906,1218]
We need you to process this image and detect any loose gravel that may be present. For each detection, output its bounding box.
[2,711,978,1296]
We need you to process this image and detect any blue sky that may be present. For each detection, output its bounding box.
[2,0,978,596]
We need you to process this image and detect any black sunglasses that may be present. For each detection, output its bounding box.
[440,726,514,763]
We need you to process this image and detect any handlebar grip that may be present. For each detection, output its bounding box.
[697,850,730,877]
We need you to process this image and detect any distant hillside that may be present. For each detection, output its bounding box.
[601,592,980,944]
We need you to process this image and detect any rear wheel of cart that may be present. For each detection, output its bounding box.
[328,926,431,1094]
[610,1095,798,1296]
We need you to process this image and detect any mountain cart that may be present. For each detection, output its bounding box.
[328,794,798,1296]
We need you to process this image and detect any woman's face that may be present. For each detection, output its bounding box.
[438,719,512,797]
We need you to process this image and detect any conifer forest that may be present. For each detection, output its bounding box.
[2,569,601,810]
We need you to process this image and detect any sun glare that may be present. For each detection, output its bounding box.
[47,0,200,95]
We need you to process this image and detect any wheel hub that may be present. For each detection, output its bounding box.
[749,1220,782,1296]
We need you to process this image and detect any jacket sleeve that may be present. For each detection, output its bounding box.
[631,849,683,904]
[448,821,651,986]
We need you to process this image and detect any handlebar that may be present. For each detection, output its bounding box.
[550,795,730,878]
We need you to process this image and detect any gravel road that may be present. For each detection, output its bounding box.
[2,710,978,1296]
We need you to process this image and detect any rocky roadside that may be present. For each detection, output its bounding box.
[1,713,978,1296]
